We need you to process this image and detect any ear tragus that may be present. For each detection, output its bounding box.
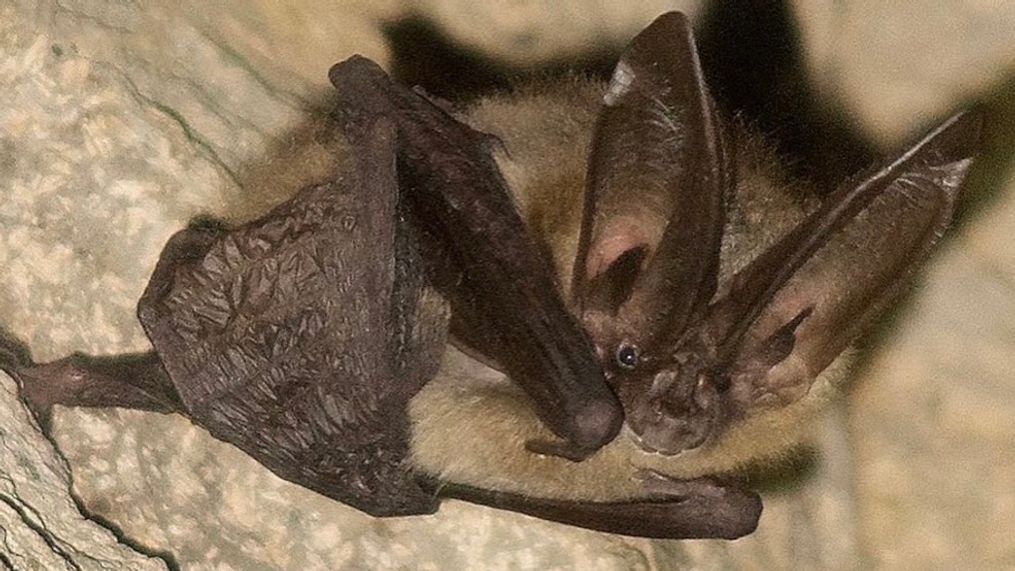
[581,246,646,313]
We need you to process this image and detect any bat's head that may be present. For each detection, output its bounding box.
[571,13,980,456]
[578,294,726,455]
[610,337,726,456]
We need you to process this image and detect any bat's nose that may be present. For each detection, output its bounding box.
[626,370,714,455]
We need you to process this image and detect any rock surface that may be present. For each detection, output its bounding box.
[0,373,167,570]
[409,0,704,67]
[795,1,1015,146]
[793,2,1015,568]
[1,0,1012,569]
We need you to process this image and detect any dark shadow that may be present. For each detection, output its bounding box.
[696,1,875,189]
[952,73,1015,227]
[385,6,876,190]
[0,326,33,370]
[382,17,617,104]
[383,18,514,103]
[741,446,821,494]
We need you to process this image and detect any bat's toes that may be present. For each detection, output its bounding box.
[633,470,763,538]
[635,470,726,498]
[635,469,687,496]
[0,327,34,372]
[524,438,595,462]
[0,334,54,429]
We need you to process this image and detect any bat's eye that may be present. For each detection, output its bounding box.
[615,345,639,369]
[714,374,731,393]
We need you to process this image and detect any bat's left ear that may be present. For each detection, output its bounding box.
[572,12,731,354]
[717,110,982,409]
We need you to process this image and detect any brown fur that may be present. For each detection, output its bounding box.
[407,77,848,501]
[207,75,843,501]
[222,114,351,224]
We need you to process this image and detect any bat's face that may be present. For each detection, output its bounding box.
[408,15,977,515]
[604,334,726,456]
[583,309,724,455]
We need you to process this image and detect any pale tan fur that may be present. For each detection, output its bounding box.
[410,347,851,501]
[223,115,352,224]
[407,77,851,501]
[218,76,850,502]
[464,77,603,293]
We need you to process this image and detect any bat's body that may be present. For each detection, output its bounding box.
[0,13,980,539]
[410,79,831,501]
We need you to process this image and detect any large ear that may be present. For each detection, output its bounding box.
[573,12,730,349]
[711,110,981,407]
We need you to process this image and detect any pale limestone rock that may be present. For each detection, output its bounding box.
[794,1,1015,147]
[2,0,1013,568]
[792,1,1015,567]
[848,162,1015,569]
[0,373,167,569]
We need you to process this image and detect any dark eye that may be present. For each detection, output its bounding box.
[714,374,731,393]
[615,345,639,370]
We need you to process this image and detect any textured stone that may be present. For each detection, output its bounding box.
[848,154,1015,569]
[2,0,1013,568]
[795,1,1015,147]
[791,1,1015,568]
[0,373,167,570]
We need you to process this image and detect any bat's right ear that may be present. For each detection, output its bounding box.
[573,12,731,356]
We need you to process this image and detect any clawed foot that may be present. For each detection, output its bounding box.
[0,330,54,426]
[524,438,596,462]
[635,469,737,500]
[0,328,34,372]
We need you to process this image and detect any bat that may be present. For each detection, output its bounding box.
[0,12,980,540]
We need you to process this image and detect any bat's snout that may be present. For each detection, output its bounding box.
[625,369,719,455]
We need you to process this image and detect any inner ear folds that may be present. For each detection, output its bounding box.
[582,246,647,313]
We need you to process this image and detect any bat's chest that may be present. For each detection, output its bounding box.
[406,345,848,502]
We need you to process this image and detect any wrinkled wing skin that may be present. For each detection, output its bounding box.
[138,115,449,517]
